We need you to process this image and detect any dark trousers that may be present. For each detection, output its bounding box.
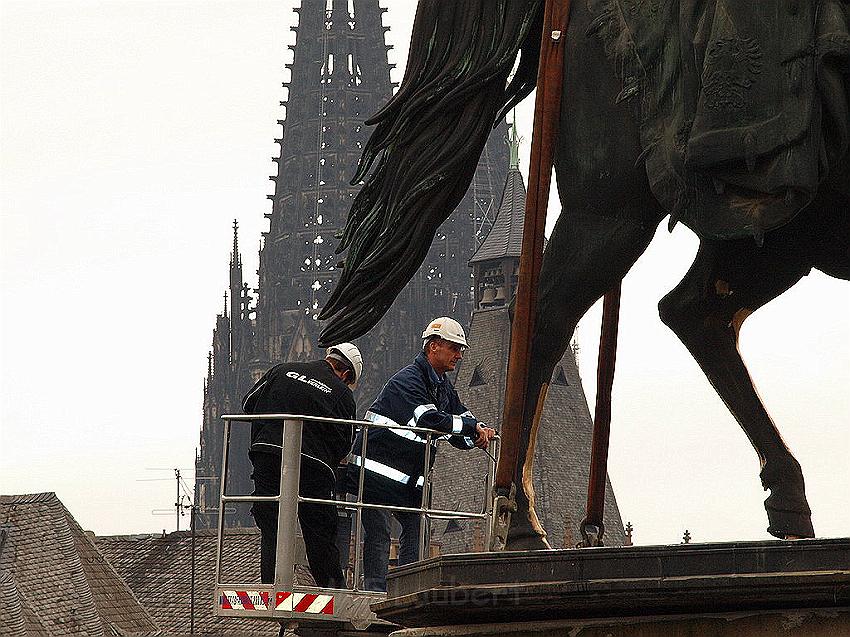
[250,450,345,589]
[361,506,422,592]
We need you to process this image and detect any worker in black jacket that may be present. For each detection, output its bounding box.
[347,317,495,590]
[243,343,362,589]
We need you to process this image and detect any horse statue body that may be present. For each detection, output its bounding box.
[320,0,850,547]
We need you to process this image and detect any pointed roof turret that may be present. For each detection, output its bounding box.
[469,119,527,265]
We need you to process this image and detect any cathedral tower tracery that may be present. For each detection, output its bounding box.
[195,1,510,528]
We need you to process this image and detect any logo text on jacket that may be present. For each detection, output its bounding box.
[286,371,332,394]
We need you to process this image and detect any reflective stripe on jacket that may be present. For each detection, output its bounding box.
[348,352,479,499]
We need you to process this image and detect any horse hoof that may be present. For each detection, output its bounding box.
[760,458,813,539]
[765,494,815,539]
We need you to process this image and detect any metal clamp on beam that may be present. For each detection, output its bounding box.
[488,483,516,551]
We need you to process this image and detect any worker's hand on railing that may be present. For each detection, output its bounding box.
[474,423,497,449]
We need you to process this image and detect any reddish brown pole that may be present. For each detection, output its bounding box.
[579,282,622,546]
[495,0,572,492]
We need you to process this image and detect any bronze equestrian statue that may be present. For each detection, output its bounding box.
[319,0,850,548]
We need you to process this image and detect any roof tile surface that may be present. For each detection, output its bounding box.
[0,492,161,637]
[469,168,527,264]
[97,528,296,636]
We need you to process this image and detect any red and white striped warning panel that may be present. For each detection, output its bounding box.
[275,591,334,615]
[219,590,270,611]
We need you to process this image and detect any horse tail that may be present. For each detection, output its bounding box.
[319,0,544,346]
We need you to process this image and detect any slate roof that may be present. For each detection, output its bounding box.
[469,168,527,264]
[97,528,311,637]
[0,492,161,637]
[432,307,625,551]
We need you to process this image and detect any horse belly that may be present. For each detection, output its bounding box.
[555,10,657,222]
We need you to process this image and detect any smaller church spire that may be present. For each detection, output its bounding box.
[223,292,228,318]
[470,133,527,266]
[509,110,520,169]
[230,219,241,267]
[469,118,528,309]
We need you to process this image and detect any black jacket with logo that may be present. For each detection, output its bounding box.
[242,360,356,478]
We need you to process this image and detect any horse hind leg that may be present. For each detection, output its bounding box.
[506,211,660,550]
[658,238,815,538]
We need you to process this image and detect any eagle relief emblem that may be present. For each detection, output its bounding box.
[625,0,661,19]
[702,37,764,109]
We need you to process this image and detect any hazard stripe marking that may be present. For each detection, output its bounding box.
[294,593,317,613]
[306,594,334,614]
[220,591,270,611]
[275,591,292,610]
[274,591,333,614]
[223,590,243,610]
[238,591,254,611]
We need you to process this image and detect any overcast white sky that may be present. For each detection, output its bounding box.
[1,1,848,546]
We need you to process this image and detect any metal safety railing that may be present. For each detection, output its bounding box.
[213,413,499,629]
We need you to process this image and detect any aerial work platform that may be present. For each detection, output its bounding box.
[213,413,499,631]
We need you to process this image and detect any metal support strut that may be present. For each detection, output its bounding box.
[578,282,622,548]
[491,0,572,550]
[274,418,303,591]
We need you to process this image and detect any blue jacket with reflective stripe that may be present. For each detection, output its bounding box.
[347,352,480,504]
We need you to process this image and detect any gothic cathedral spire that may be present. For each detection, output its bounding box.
[254,0,395,364]
[196,1,511,527]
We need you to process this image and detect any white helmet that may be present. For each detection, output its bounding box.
[421,317,468,348]
[326,342,363,389]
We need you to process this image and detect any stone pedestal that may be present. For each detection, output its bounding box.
[375,538,850,636]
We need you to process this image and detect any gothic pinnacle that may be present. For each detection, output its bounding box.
[230,220,241,267]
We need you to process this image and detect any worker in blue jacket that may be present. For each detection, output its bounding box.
[347,317,496,591]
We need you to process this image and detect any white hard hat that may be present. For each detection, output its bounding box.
[326,342,363,388]
[421,317,468,348]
